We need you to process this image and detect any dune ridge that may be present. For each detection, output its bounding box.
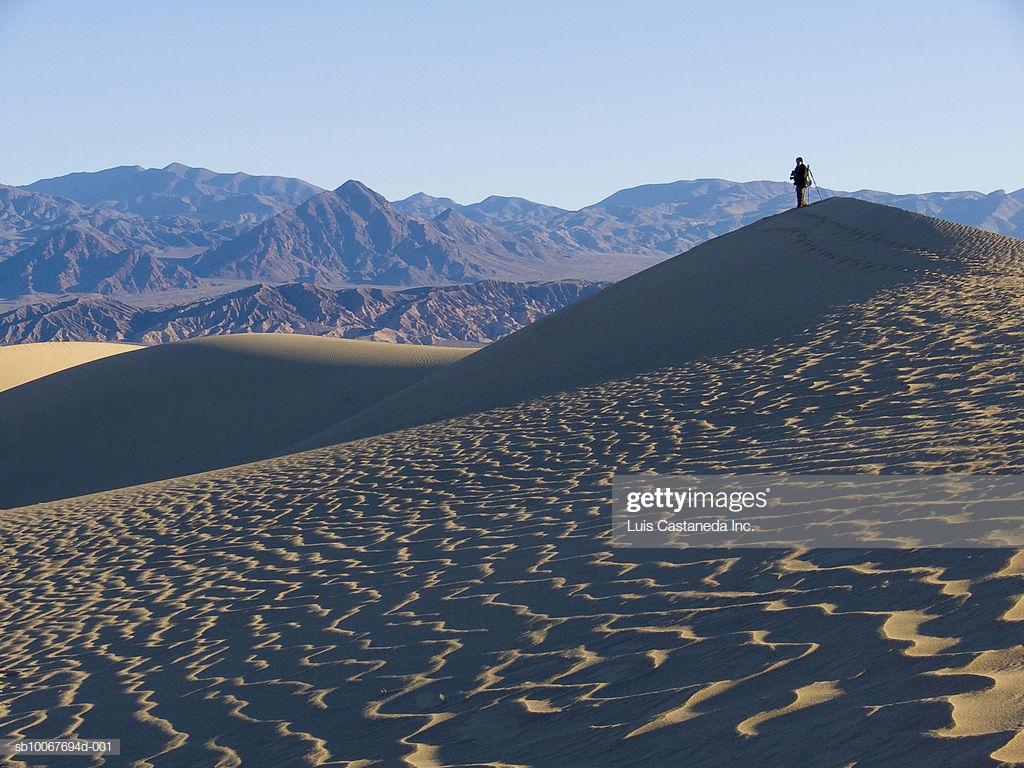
[0,340,140,392]
[735,680,842,737]
[295,197,986,452]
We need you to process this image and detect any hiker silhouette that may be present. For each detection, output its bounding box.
[790,157,811,208]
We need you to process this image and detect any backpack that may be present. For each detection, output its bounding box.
[803,165,813,188]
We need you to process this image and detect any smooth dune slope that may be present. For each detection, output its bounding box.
[2,201,1024,766]
[296,197,961,451]
[0,333,470,508]
[0,340,140,392]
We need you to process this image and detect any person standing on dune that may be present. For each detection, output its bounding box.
[790,157,811,208]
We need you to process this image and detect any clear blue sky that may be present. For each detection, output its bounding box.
[1,0,1021,209]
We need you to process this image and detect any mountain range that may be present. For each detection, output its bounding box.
[396,178,1024,254]
[187,180,563,286]
[25,163,324,225]
[0,279,604,346]
[1,162,1021,323]
[0,182,219,261]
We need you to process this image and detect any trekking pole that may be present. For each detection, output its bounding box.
[809,169,824,203]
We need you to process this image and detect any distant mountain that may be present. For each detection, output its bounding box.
[405,182,788,258]
[0,223,198,298]
[190,180,565,285]
[25,163,324,226]
[1,164,328,300]
[389,181,811,259]
[0,184,87,258]
[0,279,605,346]
[161,163,323,204]
[405,179,1024,256]
[0,294,140,343]
[592,178,792,210]
[0,184,217,260]
[588,179,1024,239]
[392,192,460,219]
[847,188,1024,235]
[460,195,570,226]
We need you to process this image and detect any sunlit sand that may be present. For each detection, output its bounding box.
[0,340,140,392]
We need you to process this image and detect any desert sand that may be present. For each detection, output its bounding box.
[0,333,471,508]
[0,340,140,392]
[1,199,1023,766]
[295,198,965,449]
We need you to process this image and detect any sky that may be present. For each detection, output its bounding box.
[1,0,1022,209]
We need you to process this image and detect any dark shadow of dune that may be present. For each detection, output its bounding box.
[0,333,470,508]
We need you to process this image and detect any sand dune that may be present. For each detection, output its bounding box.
[1,200,1023,766]
[0,333,470,508]
[0,340,140,392]
[297,197,970,450]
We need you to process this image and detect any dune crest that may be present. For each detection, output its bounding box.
[297,197,995,451]
[0,340,140,392]
[879,611,958,657]
[735,681,842,737]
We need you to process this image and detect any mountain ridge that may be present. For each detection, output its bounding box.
[0,223,199,298]
[0,278,605,346]
[26,163,324,225]
[188,180,590,286]
[391,179,1023,273]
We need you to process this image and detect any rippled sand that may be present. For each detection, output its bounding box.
[2,200,1024,766]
